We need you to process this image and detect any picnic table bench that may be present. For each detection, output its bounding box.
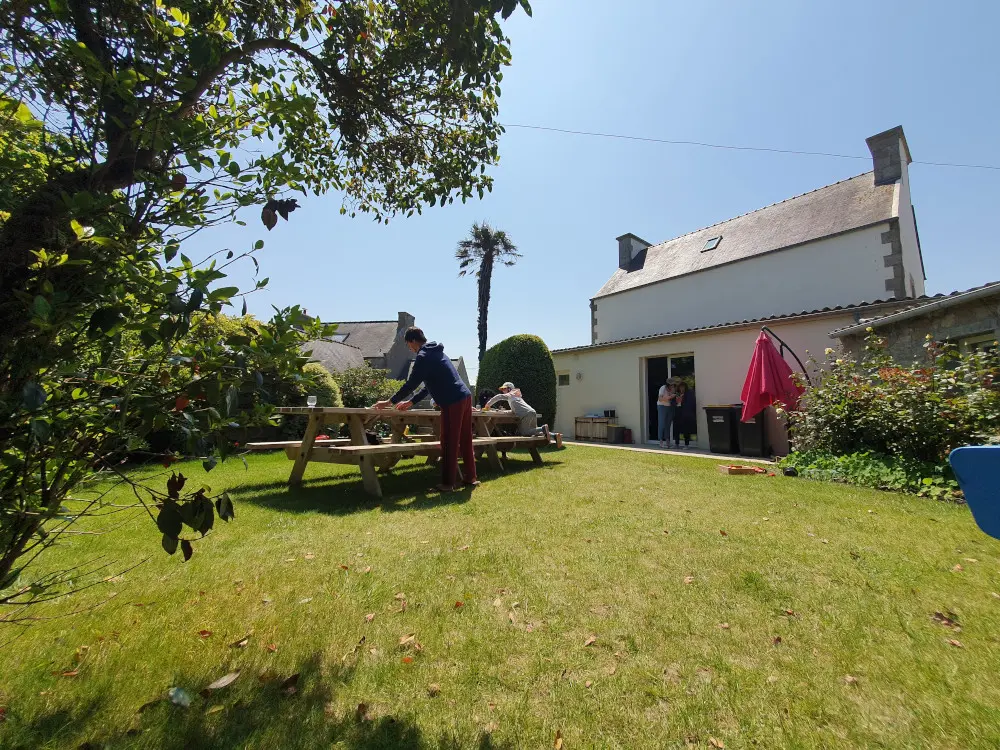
[251,406,548,497]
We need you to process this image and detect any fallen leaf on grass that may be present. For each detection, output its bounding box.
[394,592,407,601]
[946,638,964,648]
[719,623,730,630]
[281,673,299,695]
[339,564,349,571]
[554,729,564,749]
[266,644,277,653]
[485,721,499,733]
[399,633,417,647]
[356,702,371,722]
[60,670,79,677]
[304,553,315,560]
[493,598,503,608]
[784,609,795,617]
[719,530,728,537]
[363,566,372,573]
[952,564,964,573]
[205,705,224,715]
[965,558,979,563]
[585,680,593,688]
[709,738,725,749]
[454,601,464,609]
[663,529,670,535]
[365,613,375,623]
[772,637,782,646]
[683,576,695,585]
[402,656,414,664]
[508,611,516,624]
[261,597,272,605]
[931,612,961,630]
[200,671,240,698]
[993,592,1000,600]
[458,545,470,551]
[584,635,597,647]
[299,597,313,605]
[0,707,5,723]
[284,558,295,563]
[198,630,212,639]
[607,665,617,676]
[230,635,250,649]
[427,683,441,697]
[844,675,859,686]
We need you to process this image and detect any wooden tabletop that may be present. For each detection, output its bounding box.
[275,406,519,421]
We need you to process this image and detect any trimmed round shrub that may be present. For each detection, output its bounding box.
[278,362,343,438]
[477,334,557,428]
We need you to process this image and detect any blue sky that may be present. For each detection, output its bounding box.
[187,0,1000,381]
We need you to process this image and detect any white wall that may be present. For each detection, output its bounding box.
[552,313,858,453]
[895,142,926,298]
[593,224,891,344]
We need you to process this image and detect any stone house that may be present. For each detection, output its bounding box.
[303,312,418,378]
[833,281,1000,362]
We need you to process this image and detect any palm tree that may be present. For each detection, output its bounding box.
[456,222,521,367]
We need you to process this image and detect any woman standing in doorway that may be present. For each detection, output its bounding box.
[673,381,697,449]
[656,378,676,448]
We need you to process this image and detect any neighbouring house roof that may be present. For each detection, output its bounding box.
[326,320,400,358]
[829,281,1000,338]
[405,357,470,383]
[594,171,896,299]
[551,296,917,355]
[302,339,366,372]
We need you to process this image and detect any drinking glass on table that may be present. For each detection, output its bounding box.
[306,395,318,408]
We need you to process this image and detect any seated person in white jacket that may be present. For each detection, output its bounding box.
[485,382,550,440]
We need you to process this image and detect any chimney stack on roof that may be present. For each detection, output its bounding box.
[866,126,912,186]
[616,233,652,272]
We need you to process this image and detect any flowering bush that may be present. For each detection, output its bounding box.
[789,332,1000,464]
[334,366,404,409]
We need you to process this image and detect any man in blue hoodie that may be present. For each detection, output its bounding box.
[373,327,477,491]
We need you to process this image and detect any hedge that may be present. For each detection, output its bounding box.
[477,334,557,428]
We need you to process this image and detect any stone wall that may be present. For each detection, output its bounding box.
[838,297,1000,363]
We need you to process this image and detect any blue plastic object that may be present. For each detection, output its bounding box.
[949,446,1000,540]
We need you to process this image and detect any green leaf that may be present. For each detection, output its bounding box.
[156,503,183,538]
[162,534,178,555]
[203,456,217,473]
[31,419,51,442]
[164,242,179,263]
[216,492,235,522]
[241,297,247,316]
[253,239,264,250]
[225,385,239,416]
[181,539,194,561]
[22,381,47,411]
[69,219,94,240]
[88,307,122,338]
[32,295,51,321]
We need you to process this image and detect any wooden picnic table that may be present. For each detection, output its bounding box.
[266,406,542,497]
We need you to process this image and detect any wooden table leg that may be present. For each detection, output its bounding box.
[486,443,504,472]
[358,456,382,497]
[529,446,544,465]
[289,411,322,485]
[348,415,367,445]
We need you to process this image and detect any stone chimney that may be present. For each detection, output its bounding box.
[397,311,415,333]
[616,233,652,271]
[866,126,912,186]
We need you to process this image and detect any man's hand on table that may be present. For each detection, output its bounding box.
[395,401,413,411]
[372,400,392,410]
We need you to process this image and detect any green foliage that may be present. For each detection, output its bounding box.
[477,334,556,427]
[278,362,343,438]
[335,366,404,409]
[455,222,521,366]
[779,450,962,501]
[0,0,531,606]
[789,333,1000,464]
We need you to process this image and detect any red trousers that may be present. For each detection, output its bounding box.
[439,395,476,487]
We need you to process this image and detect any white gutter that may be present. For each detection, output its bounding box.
[831,283,1000,338]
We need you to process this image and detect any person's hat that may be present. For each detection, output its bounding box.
[500,382,515,391]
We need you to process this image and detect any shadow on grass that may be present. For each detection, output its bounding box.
[10,653,513,750]
[233,452,564,517]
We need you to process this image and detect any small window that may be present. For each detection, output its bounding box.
[702,236,722,252]
[330,333,348,343]
[962,333,998,354]
[558,372,570,387]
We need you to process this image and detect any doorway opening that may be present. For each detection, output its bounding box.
[645,354,697,443]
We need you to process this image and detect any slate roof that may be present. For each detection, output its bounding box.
[326,320,400,358]
[302,339,366,373]
[828,281,1000,336]
[551,296,914,355]
[595,171,896,298]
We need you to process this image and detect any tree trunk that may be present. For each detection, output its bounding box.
[477,251,494,368]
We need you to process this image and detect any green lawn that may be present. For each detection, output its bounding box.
[3,446,1000,749]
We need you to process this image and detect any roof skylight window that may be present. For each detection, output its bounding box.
[703,236,722,252]
[330,333,348,343]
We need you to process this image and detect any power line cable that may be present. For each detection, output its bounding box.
[500,122,1000,172]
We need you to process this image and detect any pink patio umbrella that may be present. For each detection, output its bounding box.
[740,330,806,423]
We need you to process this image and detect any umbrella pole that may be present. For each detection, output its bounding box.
[760,326,812,386]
